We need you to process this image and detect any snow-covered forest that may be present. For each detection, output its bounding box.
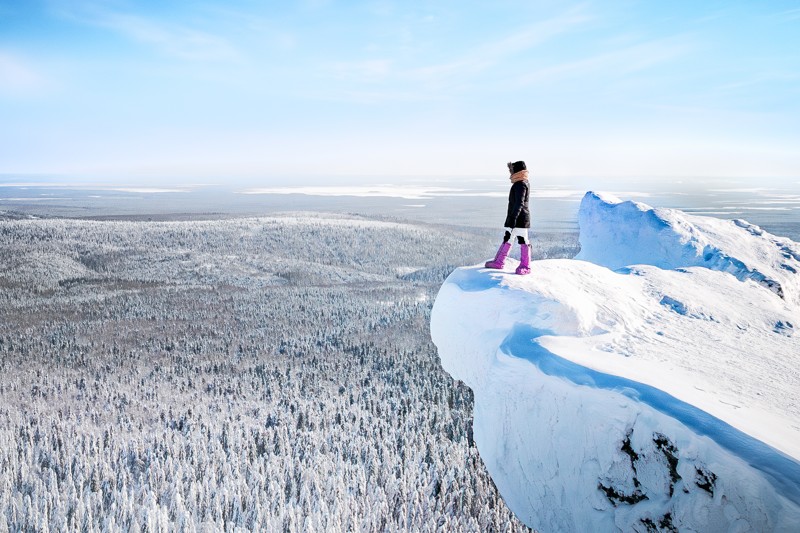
[0,212,577,532]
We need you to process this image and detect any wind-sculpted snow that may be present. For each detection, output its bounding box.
[431,192,800,532]
[577,191,800,306]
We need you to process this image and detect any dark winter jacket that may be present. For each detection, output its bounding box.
[504,180,530,228]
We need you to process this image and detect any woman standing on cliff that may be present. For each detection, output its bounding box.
[484,160,531,275]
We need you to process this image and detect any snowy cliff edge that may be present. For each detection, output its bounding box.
[431,191,800,532]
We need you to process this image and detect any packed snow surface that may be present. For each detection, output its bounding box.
[431,192,800,532]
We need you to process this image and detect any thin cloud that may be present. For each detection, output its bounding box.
[312,87,445,104]
[192,5,298,51]
[316,4,592,101]
[513,36,692,87]
[773,8,800,21]
[408,5,591,84]
[0,51,46,93]
[327,59,393,82]
[50,1,240,62]
[715,71,800,93]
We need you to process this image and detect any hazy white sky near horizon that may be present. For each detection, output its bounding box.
[1,1,799,183]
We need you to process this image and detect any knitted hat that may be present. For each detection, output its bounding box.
[507,161,527,174]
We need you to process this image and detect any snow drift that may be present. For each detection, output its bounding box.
[431,192,800,532]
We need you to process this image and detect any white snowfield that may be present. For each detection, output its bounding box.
[431,192,800,532]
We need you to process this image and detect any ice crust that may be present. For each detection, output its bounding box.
[431,192,800,532]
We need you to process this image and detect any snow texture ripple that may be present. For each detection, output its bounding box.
[431,191,800,532]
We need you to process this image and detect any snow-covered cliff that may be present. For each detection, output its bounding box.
[431,192,800,532]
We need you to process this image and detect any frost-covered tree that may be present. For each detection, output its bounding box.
[1,212,578,531]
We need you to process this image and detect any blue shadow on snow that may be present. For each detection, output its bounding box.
[500,324,800,505]
[448,266,507,292]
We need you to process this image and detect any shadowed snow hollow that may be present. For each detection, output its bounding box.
[431,192,800,532]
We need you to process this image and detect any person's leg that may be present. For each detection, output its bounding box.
[511,228,531,275]
[485,230,512,269]
[510,228,529,245]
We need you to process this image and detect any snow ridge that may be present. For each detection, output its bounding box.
[431,192,800,532]
[576,191,800,307]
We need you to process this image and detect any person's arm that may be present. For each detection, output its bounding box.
[508,182,525,227]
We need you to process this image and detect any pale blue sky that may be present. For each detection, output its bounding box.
[1,0,799,183]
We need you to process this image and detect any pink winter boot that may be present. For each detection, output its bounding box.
[515,243,531,275]
[485,241,511,269]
